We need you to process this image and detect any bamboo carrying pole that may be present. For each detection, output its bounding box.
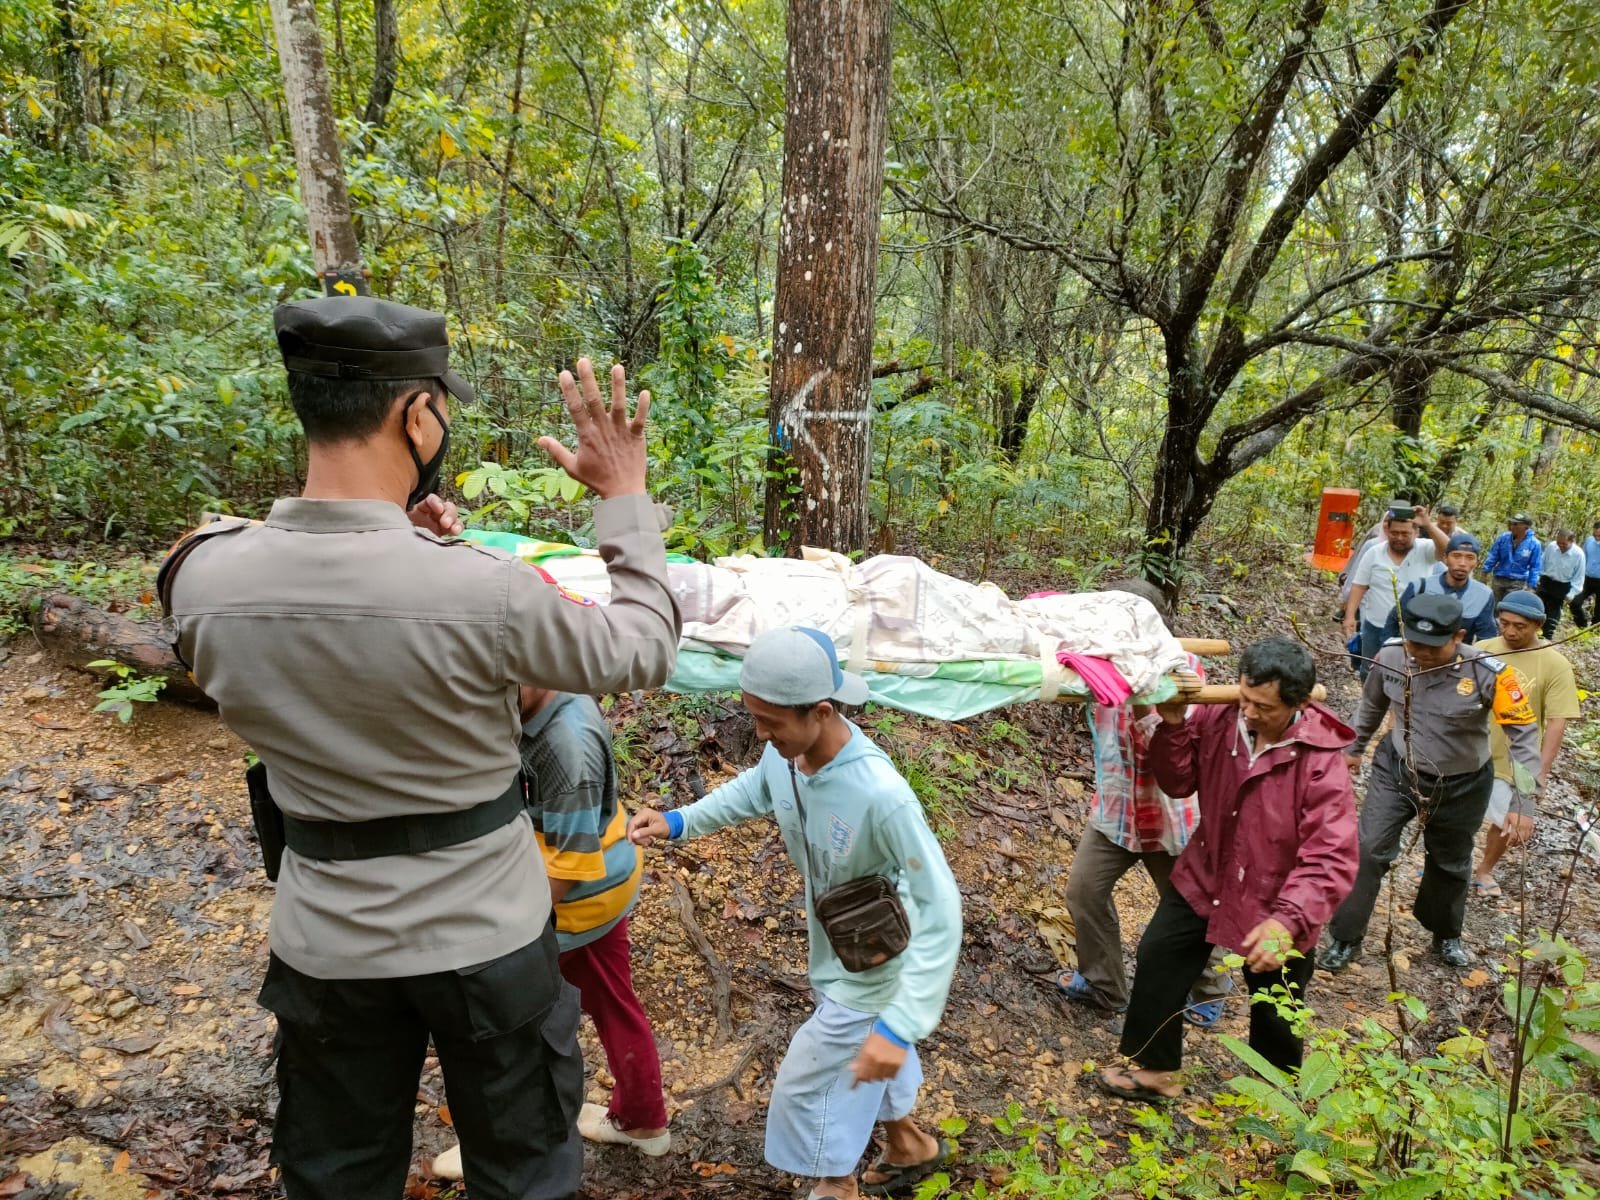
[1051,672,1327,706]
[1177,638,1231,655]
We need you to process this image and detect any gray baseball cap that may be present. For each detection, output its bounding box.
[739,626,869,706]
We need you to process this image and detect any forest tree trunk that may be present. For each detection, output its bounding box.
[52,0,89,158]
[267,0,368,294]
[761,0,892,555]
[361,0,399,132]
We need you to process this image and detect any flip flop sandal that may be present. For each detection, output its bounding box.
[1472,879,1504,899]
[1095,1068,1180,1106]
[859,1137,955,1197]
[1054,970,1127,1013]
[1182,998,1226,1029]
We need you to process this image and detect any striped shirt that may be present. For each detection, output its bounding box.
[520,693,642,951]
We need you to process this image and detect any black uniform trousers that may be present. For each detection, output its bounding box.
[1326,736,1493,947]
[1119,890,1314,1074]
[1571,576,1600,628]
[1535,575,1571,639]
[259,923,583,1200]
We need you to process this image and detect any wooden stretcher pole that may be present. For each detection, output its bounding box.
[1052,677,1327,705]
[1177,638,1231,655]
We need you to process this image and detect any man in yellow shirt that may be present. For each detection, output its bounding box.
[1472,591,1582,898]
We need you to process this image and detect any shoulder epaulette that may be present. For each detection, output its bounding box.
[1479,654,1507,673]
[156,517,252,616]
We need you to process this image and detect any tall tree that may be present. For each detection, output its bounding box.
[896,0,1600,588]
[762,0,893,554]
[267,0,367,294]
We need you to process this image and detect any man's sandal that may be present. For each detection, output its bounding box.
[1094,1067,1180,1105]
[1054,970,1126,1013]
[1472,879,1504,899]
[859,1137,955,1197]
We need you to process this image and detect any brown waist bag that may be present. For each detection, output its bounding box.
[790,763,910,972]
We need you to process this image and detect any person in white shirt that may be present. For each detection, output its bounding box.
[1342,503,1449,679]
[1535,529,1586,639]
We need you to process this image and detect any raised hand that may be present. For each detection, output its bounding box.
[537,359,650,501]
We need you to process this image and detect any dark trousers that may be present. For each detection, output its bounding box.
[259,926,583,1200]
[1119,890,1314,1074]
[559,917,667,1130]
[1490,577,1529,606]
[1326,736,1493,947]
[1065,826,1229,1010]
[1536,576,1570,639]
[1570,576,1600,628]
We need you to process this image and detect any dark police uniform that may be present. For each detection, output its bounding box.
[1326,592,1539,952]
[162,298,681,1200]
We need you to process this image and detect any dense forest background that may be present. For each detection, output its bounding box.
[4,0,1600,583]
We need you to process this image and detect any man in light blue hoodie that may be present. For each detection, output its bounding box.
[629,626,962,1200]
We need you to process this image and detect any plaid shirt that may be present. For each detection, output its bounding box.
[1086,654,1203,856]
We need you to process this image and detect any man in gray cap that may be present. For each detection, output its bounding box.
[1320,592,1542,971]
[629,627,962,1200]
[159,296,681,1200]
[1471,590,1580,898]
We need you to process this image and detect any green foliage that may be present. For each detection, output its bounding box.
[87,659,165,722]
[0,553,154,637]
[917,941,1599,1200]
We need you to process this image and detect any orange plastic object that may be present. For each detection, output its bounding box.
[1307,488,1362,570]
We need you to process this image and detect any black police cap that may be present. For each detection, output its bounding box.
[1400,591,1463,646]
[274,296,475,403]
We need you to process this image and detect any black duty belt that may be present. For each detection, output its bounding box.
[277,771,527,861]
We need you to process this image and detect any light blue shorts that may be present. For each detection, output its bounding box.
[764,994,924,1178]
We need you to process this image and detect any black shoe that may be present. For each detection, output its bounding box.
[1433,937,1472,967]
[1318,939,1359,971]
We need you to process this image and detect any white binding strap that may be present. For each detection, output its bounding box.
[1039,642,1066,702]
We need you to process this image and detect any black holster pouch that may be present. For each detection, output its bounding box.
[246,761,287,882]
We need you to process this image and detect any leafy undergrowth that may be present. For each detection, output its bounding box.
[0,552,1597,1199]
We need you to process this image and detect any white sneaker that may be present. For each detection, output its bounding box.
[430,1143,463,1181]
[576,1102,671,1157]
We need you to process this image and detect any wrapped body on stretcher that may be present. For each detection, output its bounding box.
[464,533,1192,721]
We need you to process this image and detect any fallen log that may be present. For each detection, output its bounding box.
[30,593,212,706]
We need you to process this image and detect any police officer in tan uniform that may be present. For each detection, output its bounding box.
[1319,592,1540,971]
[161,297,681,1200]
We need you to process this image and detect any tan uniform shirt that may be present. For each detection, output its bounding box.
[1351,642,1542,816]
[169,493,680,979]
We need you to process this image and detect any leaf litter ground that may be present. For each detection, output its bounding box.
[0,556,1596,1198]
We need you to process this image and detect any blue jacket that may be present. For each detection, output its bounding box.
[1483,530,1541,585]
[1587,536,1600,580]
[1383,569,1497,644]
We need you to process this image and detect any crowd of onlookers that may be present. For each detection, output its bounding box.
[1341,503,1600,662]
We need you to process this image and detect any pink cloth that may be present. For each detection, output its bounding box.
[1057,652,1133,707]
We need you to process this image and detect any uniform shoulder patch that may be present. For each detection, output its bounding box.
[1479,655,1507,672]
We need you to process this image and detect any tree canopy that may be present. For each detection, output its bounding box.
[3,0,1597,579]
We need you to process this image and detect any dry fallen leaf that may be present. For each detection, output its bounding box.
[1392,952,1410,972]
[1461,968,1491,988]
[113,1150,130,1174]
[170,983,202,997]
[438,1104,452,1127]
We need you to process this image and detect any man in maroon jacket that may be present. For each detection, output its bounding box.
[1098,637,1359,1102]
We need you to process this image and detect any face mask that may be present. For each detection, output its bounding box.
[405,397,451,509]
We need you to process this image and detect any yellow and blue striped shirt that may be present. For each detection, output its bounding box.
[520,694,641,951]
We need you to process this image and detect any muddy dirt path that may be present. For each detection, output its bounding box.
[1,560,1595,1198]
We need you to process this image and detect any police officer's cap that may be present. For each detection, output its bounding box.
[1400,591,1463,646]
[274,296,476,403]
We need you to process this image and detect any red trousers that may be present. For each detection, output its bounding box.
[558,917,667,1131]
